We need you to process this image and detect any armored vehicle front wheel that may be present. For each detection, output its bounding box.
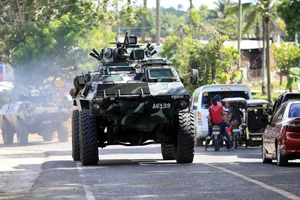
[58,123,69,142]
[79,110,99,165]
[72,110,80,161]
[2,120,14,145]
[175,111,195,163]
[161,143,176,160]
[42,132,54,142]
[16,119,28,146]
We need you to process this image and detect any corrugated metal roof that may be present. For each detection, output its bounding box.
[199,39,265,50]
[224,40,264,49]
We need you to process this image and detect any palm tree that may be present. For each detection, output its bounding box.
[242,0,284,100]
[242,1,284,40]
[213,0,234,19]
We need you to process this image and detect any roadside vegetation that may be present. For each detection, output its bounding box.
[0,0,299,103]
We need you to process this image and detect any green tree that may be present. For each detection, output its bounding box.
[277,0,300,38]
[271,41,300,90]
[205,0,239,39]
[160,27,239,93]
[0,0,115,87]
[119,0,144,35]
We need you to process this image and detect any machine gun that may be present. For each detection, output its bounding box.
[89,32,158,64]
[89,32,138,63]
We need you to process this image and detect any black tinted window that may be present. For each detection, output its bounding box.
[283,94,300,103]
[289,103,300,118]
[201,91,250,109]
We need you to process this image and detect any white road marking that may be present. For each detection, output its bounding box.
[204,163,300,200]
[76,162,95,200]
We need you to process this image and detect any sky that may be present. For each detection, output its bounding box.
[135,0,254,10]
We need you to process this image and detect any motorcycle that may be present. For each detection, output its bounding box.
[222,97,247,149]
[227,120,242,149]
[211,124,223,151]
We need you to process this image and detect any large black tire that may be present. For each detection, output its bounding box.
[58,123,69,142]
[214,138,219,151]
[276,142,288,166]
[2,120,14,145]
[262,142,272,163]
[16,119,28,146]
[72,110,80,161]
[161,143,176,160]
[74,76,85,90]
[42,132,54,142]
[79,110,99,165]
[175,110,195,163]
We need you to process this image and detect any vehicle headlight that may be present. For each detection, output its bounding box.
[93,103,100,110]
[180,100,188,108]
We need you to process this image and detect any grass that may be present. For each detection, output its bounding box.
[252,92,281,102]
[247,80,298,103]
[247,80,297,91]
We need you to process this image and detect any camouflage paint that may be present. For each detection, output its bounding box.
[89,82,189,125]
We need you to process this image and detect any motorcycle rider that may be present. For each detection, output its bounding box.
[225,101,243,131]
[204,97,233,151]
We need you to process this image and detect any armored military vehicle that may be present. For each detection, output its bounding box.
[0,87,70,145]
[71,33,197,165]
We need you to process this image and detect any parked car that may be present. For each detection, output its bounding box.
[191,84,252,146]
[272,92,300,114]
[262,101,300,166]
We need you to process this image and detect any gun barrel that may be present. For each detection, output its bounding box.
[89,52,101,61]
[92,49,101,57]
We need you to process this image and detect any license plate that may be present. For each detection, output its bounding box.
[212,131,220,135]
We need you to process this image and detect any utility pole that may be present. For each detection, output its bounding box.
[141,0,147,43]
[266,0,272,103]
[155,0,161,46]
[116,1,120,35]
[262,20,267,95]
[237,0,242,70]
[189,0,193,31]
[127,0,131,35]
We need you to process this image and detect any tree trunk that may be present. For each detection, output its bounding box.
[280,75,282,85]
[156,0,161,46]
[141,0,147,43]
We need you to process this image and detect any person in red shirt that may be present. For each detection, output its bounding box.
[204,97,233,151]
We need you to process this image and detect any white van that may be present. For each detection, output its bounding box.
[191,84,252,146]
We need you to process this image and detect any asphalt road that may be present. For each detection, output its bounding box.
[0,134,300,200]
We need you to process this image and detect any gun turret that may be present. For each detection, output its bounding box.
[90,32,143,63]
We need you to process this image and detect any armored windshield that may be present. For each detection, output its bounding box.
[148,68,175,79]
[93,74,123,82]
